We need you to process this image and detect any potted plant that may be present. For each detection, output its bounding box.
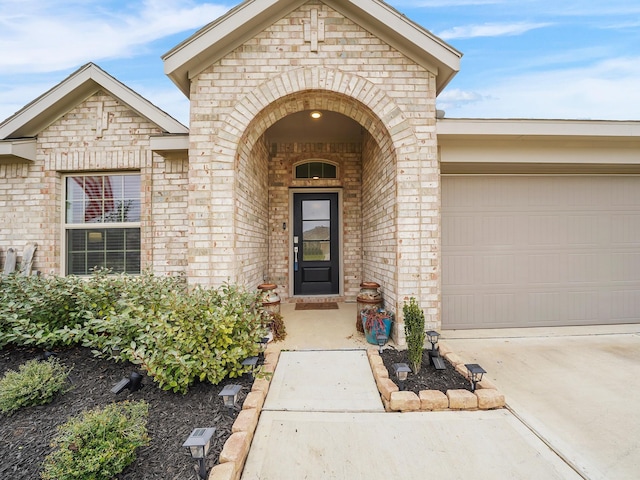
[361,308,393,345]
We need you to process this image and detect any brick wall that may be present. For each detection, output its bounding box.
[236,137,269,286]
[266,141,362,301]
[188,2,440,329]
[0,91,189,276]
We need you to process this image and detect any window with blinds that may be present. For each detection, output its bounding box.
[64,174,141,275]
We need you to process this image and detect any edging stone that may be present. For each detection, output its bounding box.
[367,346,505,412]
[209,345,280,480]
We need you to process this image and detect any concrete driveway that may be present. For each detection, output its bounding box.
[444,324,640,480]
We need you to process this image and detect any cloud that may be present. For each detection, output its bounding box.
[0,0,230,74]
[438,22,551,40]
[438,57,640,120]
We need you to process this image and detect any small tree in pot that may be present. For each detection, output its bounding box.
[403,297,425,374]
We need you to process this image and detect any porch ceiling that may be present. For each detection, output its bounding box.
[265,110,363,143]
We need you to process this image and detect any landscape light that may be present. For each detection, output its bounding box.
[37,351,57,362]
[110,372,143,394]
[465,364,486,392]
[426,331,440,351]
[376,333,388,353]
[218,384,242,410]
[182,427,216,479]
[258,336,269,352]
[242,356,259,378]
[392,363,411,390]
[426,330,446,370]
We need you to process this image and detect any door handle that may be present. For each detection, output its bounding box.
[294,246,299,271]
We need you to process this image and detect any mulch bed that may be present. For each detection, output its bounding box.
[380,347,472,394]
[0,345,253,480]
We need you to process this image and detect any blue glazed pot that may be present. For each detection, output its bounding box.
[361,311,393,345]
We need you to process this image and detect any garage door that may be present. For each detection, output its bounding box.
[442,176,640,329]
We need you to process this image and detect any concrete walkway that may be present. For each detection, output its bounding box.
[241,349,582,479]
[445,324,640,480]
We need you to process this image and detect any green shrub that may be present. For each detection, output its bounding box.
[0,358,72,415]
[0,274,85,348]
[41,400,149,480]
[97,283,268,393]
[0,271,268,393]
[403,297,425,374]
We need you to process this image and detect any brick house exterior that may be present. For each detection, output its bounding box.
[2,0,639,338]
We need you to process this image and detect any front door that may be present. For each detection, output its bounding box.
[293,192,340,295]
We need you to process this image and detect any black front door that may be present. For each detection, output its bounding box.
[293,193,339,295]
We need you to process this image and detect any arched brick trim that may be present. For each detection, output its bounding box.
[225,67,414,153]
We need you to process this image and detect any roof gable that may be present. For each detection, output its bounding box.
[0,63,188,140]
[162,0,462,97]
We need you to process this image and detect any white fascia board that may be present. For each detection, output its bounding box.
[325,0,461,92]
[328,0,461,65]
[437,118,640,139]
[163,0,306,96]
[87,67,188,134]
[0,66,98,139]
[0,64,187,139]
[0,138,37,161]
[162,0,462,96]
[150,134,190,153]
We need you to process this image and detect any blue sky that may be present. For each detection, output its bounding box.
[1,0,639,126]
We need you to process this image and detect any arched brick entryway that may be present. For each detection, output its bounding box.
[188,66,441,340]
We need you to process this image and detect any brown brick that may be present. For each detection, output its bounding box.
[376,377,399,401]
[389,391,421,411]
[242,390,265,411]
[447,389,478,410]
[207,461,237,480]
[372,363,389,380]
[232,408,260,436]
[419,390,448,411]
[219,432,250,466]
[475,389,505,410]
[251,378,270,395]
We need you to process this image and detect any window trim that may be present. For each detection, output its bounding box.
[61,172,141,276]
[293,159,339,179]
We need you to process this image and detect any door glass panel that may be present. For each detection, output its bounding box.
[302,200,330,220]
[302,200,331,261]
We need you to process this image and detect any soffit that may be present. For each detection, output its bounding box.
[0,63,188,140]
[162,0,461,97]
[0,138,36,163]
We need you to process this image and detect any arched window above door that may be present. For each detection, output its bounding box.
[294,161,338,179]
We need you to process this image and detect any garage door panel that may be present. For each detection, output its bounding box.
[611,253,640,281]
[443,176,640,329]
[528,254,561,284]
[610,290,640,321]
[611,214,640,244]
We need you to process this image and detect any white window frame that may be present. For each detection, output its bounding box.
[61,172,141,276]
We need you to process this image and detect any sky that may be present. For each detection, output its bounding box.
[0,0,639,126]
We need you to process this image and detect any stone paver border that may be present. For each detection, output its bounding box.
[208,348,280,480]
[208,342,505,479]
[367,342,505,412]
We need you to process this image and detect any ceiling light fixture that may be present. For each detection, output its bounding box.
[310,111,322,119]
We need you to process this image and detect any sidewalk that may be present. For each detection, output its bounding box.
[444,324,640,480]
[240,349,582,480]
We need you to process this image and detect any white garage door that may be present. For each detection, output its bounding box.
[442,176,640,329]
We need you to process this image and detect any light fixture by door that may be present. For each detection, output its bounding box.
[310,111,322,119]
